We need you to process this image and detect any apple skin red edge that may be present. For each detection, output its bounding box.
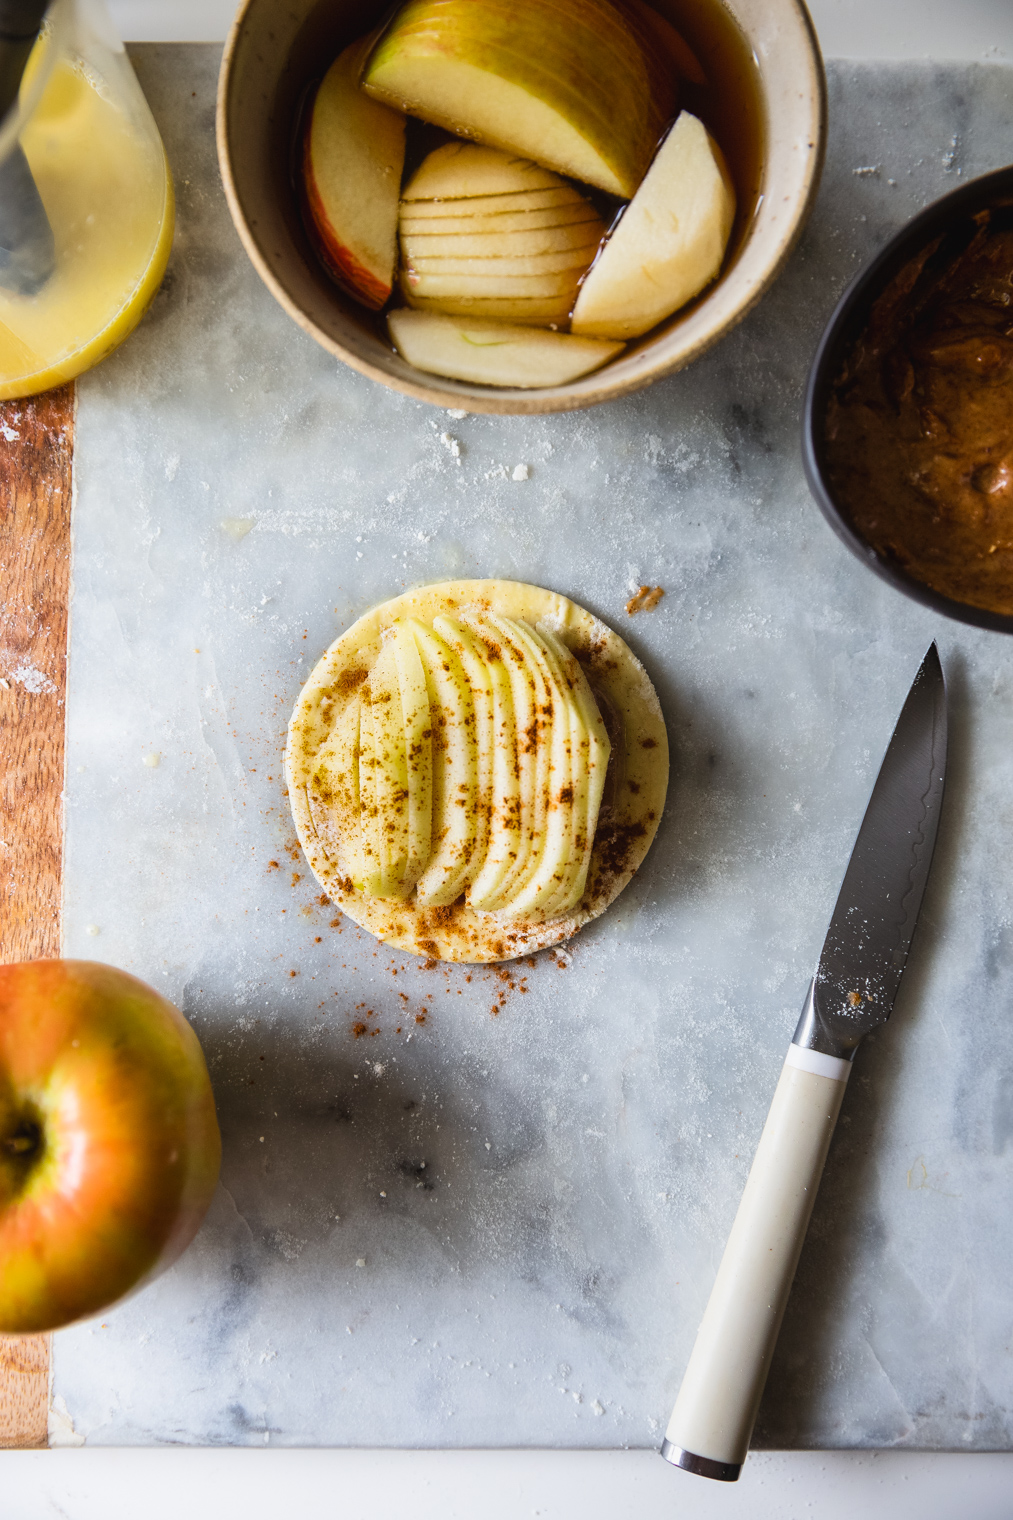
[0,959,221,1334]
[300,95,392,312]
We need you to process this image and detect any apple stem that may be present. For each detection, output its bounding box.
[3,1119,41,1157]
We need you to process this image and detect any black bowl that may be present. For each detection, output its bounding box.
[802,162,1013,634]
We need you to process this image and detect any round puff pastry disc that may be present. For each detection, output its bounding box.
[286,579,668,963]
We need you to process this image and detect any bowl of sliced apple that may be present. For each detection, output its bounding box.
[217,0,825,413]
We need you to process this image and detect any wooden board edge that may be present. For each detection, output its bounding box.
[0,382,75,1446]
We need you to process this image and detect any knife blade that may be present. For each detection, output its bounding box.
[661,643,947,1483]
[796,641,947,1056]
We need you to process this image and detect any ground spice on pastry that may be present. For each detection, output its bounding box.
[824,209,1013,615]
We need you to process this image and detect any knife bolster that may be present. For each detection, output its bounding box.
[785,1042,852,1082]
[792,977,864,1060]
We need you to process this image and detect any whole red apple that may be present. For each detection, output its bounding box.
[0,960,221,1333]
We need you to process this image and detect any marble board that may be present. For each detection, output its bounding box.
[48,47,1013,1448]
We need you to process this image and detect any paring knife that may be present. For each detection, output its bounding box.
[661,643,947,1483]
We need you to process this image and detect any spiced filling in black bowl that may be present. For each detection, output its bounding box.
[804,165,1013,632]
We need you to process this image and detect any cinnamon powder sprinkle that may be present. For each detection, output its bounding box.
[591,817,649,882]
[626,585,665,615]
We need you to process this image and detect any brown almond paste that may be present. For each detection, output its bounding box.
[824,210,1013,614]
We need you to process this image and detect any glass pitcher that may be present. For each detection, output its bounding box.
[0,0,173,399]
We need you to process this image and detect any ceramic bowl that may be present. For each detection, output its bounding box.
[217,0,825,415]
[803,163,1013,634]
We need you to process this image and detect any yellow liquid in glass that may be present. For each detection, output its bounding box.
[0,57,174,399]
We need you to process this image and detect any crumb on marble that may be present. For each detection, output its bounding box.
[626,585,665,615]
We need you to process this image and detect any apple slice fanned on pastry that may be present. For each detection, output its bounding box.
[287,580,668,963]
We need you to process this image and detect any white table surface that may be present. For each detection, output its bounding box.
[8,2,1013,1517]
[108,0,1013,57]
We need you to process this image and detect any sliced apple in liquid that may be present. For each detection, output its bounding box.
[302,33,406,310]
[399,291,576,325]
[402,223,603,262]
[388,309,623,386]
[399,145,605,324]
[362,0,672,198]
[401,199,599,237]
[401,141,565,201]
[570,110,736,340]
[407,266,590,295]
[407,246,599,279]
[402,187,590,222]
[407,619,481,907]
[401,262,593,300]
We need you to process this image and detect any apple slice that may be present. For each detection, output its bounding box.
[460,618,522,909]
[389,308,623,386]
[408,620,481,906]
[362,0,674,198]
[535,623,611,913]
[432,615,495,887]
[399,293,577,325]
[496,622,577,918]
[400,200,600,236]
[312,691,371,888]
[406,246,599,278]
[465,613,544,910]
[358,639,413,896]
[402,222,603,261]
[401,187,588,222]
[352,685,385,895]
[370,635,411,894]
[402,141,564,201]
[391,622,433,892]
[404,267,592,301]
[570,110,736,340]
[312,631,434,901]
[302,33,406,310]
[398,145,605,325]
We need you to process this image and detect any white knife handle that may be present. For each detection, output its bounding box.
[662,1044,852,1481]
